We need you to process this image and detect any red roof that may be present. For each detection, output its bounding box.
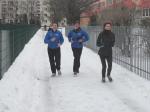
[81,0,138,17]
[139,0,150,8]
[123,0,136,8]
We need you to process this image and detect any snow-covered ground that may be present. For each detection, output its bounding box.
[0,28,150,112]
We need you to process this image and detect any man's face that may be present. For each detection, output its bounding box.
[52,23,58,30]
[74,23,80,29]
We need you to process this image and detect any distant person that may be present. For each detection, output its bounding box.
[96,22,115,83]
[68,21,89,76]
[44,25,47,31]
[44,22,64,77]
[48,24,52,31]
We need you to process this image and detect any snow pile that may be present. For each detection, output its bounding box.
[0,30,52,112]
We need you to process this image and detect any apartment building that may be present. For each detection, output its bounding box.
[0,0,2,23]
[140,0,150,18]
[0,0,17,23]
[80,0,150,25]
[40,0,51,26]
[0,0,41,24]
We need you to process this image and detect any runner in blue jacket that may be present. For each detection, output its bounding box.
[44,22,64,77]
[68,21,89,76]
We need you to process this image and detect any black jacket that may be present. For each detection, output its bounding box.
[96,30,115,56]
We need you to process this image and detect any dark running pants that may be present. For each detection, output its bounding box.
[72,47,83,73]
[99,55,112,78]
[48,47,61,74]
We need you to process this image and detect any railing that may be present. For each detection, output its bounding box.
[66,26,150,80]
[0,24,40,79]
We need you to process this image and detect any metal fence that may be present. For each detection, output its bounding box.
[0,25,40,79]
[66,26,150,80]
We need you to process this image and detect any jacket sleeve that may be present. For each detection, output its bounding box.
[96,33,103,47]
[111,33,115,47]
[44,31,51,44]
[82,31,89,42]
[68,31,72,42]
[59,32,64,45]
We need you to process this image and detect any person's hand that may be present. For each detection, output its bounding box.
[99,44,104,48]
[58,43,61,47]
[51,37,56,42]
[78,39,83,43]
[71,40,74,43]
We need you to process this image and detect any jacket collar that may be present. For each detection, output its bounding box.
[73,27,81,33]
[51,29,58,33]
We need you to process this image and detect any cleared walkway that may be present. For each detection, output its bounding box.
[0,29,150,112]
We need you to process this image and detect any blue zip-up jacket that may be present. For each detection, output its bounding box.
[68,28,89,48]
[44,29,64,49]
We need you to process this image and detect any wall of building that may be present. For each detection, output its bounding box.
[0,1,2,21]
[0,0,41,24]
[80,17,90,26]
[40,0,51,26]
[80,0,150,26]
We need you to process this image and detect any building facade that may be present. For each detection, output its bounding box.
[0,0,18,24]
[0,0,41,24]
[40,0,51,26]
[0,0,2,23]
[80,0,150,26]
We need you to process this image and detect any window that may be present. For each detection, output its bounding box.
[143,9,146,16]
[107,0,113,5]
[44,14,47,17]
[100,2,105,8]
[116,0,122,3]
[146,9,149,16]
[45,8,48,11]
[143,8,150,17]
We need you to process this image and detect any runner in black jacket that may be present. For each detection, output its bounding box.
[96,22,115,82]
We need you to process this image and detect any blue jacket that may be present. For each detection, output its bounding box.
[44,29,64,49]
[68,28,89,48]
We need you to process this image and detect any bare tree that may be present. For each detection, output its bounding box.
[46,0,97,24]
[97,5,136,26]
[65,0,98,24]
[45,0,67,23]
